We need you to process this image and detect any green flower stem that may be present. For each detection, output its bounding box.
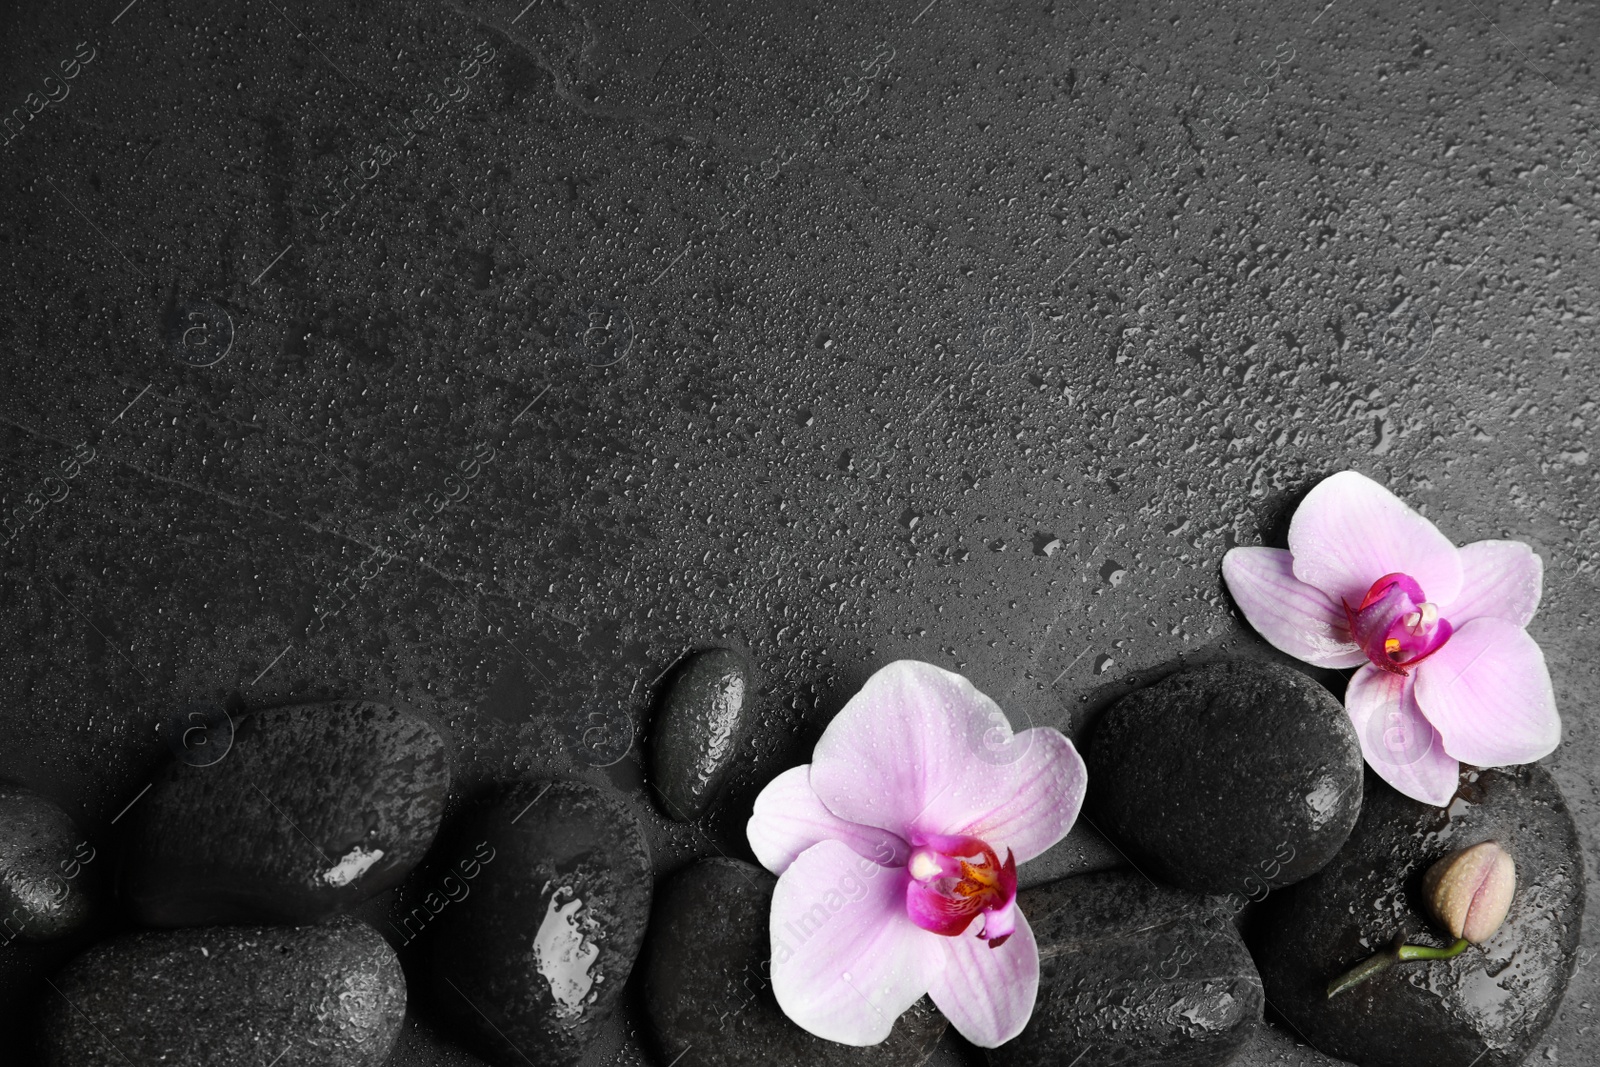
[1397,938,1469,962]
[1326,949,1398,999]
[1326,938,1471,999]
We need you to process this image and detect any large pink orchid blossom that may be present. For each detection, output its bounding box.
[746,660,1086,1048]
[1223,470,1560,807]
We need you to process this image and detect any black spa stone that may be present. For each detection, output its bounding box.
[429,780,652,1067]
[650,649,753,821]
[37,917,405,1067]
[0,785,97,943]
[989,870,1263,1067]
[643,858,946,1067]
[1087,660,1363,895]
[120,700,449,926]
[1251,765,1585,1067]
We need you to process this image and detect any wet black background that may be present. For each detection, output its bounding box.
[1,0,1595,1063]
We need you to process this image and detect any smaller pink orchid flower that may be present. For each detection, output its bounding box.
[746,660,1086,1048]
[1223,470,1560,807]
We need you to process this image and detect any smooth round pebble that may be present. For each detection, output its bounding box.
[0,785,98,943]
[643,858,946,1067]
[991,871,1263,1067]
[38,917,404,1067]
[650,649,753,821]
[1253,765,1585,1067]
[1087,660,1363,894]
[120,700,450,926]
[429,780,651,1067]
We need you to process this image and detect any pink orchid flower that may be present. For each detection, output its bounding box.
[745,660,1086,1048]
[1223,470,1560,807]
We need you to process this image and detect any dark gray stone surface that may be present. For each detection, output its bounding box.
[1252,766,1585,1067]
[1,0,1596,1064]
[650,648,753,820]
[1086,661,1364,894]
[993,870,1263,1067]
[384,1017,495,1067]
[428,780,652,1067]
[120,699,450,925]
[644,857,947,1067]
[0,785,98,943]
[38,917,405,1067]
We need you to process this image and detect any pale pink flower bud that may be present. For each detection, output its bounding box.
[1422,841,1516,944]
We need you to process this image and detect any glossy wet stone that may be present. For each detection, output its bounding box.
[650,649,753,821]
[0,786,97,944]
[38,917,404,1067]
[1252,765,1585,1067]
[120,700,449,926]
[643,858,946,1067]
[1087,661,1363,894]
[429,780,651,1067]
[990,870,1262,1067]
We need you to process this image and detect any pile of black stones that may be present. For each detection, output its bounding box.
[0,653,1581,1067]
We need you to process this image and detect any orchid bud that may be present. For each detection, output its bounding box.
[1422,841,1515,944]
[1328,840,1513,998]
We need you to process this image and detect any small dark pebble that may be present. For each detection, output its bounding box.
[1252,765,1585,1067]
[990,870,1263,1067]
[429,780,652,1067]
[643,858,946,1067]
[38,917,405,1067]
[1087,660,1363,894]
[120,700,450,926]
[650,649,753,821]
[0,785,97,943]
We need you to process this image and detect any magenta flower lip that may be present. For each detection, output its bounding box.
[746,660,1087,1048]
[1341,572,1454,675]
[903,834,1018,946]
[1222,470,1560,807]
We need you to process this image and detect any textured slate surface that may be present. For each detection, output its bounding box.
[1,0,1595,1064]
